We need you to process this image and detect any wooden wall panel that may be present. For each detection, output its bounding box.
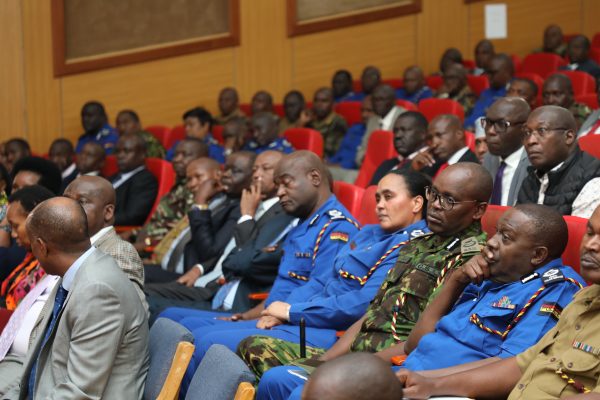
[582,0,600,39]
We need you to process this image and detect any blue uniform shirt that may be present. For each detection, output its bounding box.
[395,86,433,104]
[404,258,585,371]
[326,123,367,169]
[75,123,119,155]
[265,195,360,307]
[166,133,225,163]
[464,85,508,129]
[287,220,429,330]
[243,138,294,154]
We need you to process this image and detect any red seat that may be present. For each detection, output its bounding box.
[462,60,476,70]
[396,99,418,110]
[357,185,379,226]
[591,48,600,65]
[511,54,522,73]
[592,33,600,49]
[167,125,187,150]
[145,125,172,148]
[481,205,510,238]
[239,103,252,116]
[418,98,465,123]
[352,80,362,93]
[283,128,324,157]
[382,78,403,89]
[145,158,176,224]
[101,155,119,177]
[559,70,597,96]
[467,75,490,97]
[521,53,567,79]
[464,131,476,152]
[273,104,285,118]
[212,125,225,145]
[333,181,365,220]
[0,308,13,334]
[578,135,600,158]
[563,215,588,275]
[354,130,397,188]
[426,75,443,91]
[515,72,544,106]
[334,101,362,126]
[575,93,599,110]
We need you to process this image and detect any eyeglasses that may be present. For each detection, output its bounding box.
[522,127,569,139]
[480,118,525,134]
[425,186,479,211]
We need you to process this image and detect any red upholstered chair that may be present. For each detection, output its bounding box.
[563,215,588,275]
[333,181,365,220]
[591,48,600,65]
[354,130,397,188]
[575,93,600,110]
[563,33,580,44]
[273,104,285,118]
[284,128,324,157]
[515,72,544,106]
[418,98,465,123]
[145,125,172,148]
[481,205,510,238]
[357,185,379,226]
[352,80,362,93]
[168,125,187,150]
[334,101,362,126]
[212,125,225,145]
[239,103,252,116]
[467,75,490,97]
[382,78,403,89]
[396,99,418,111]
[521,53,567,79]
[462,60,476,70]
[101,155,119,178]
[578,135,600,158]
[144,158,176,224]
[511,54,522,73]
[559,70,597,96]
[592,33,600,49]
[426,75,443,91]
[464,131,476,152]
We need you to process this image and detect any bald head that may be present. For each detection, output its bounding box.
[446,162,493,202]
[514,204,568,258]
[64,175,116,236]
[530,105,577,132]
[302,353,403,400]
[543,24,563,52]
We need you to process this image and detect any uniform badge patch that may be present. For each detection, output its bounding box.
[410,229,426,239]
[327,209,343,219]
[538,302,563,320]
[330,232,349,242]
[572,340,600,355]
[461,237,482,255]
[309,214,320,226]
[541,268,565,286]
[520,272,540,284]
[491,295,516,309]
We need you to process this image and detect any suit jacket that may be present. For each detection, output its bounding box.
[11,248,149,399]
[483,149,530,206]
[578,109,600,137]
[110,168,158,226]
[59,167,79,194]
[421,149,480,177]
[355,105,407,166]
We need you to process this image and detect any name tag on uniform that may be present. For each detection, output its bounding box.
[295,252,311,258]
[415,263,439,278]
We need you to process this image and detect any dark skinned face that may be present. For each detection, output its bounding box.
[76,143,104,174]
[580,206,600,284]
[393,116,425,157]
[81,104,106,134]
[115,136,145,172]
[313,91,333,120]
[484,102,527,158]
[274,158,320,218]
[219,90,238,116]
[221,154,253,197]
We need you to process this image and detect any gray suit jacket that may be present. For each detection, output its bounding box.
[355,105,406,166]
[10,248,149,400]
[483,149,530,206]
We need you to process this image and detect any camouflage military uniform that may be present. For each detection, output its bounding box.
[308,112,347,158]
[138,130,166,159]
[569,102,592,128]
[438,86,477,118]
[143,179,193,245]
[237,222,487,378]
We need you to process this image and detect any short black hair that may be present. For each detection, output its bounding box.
[11,156,62,195]
[387,169,431,218]
[512,77,539,97]
[397,111,429,132]
[0,163,11,195]
[334,69,352,81]
[82,101,107,117]
[183,107,213,130]
[118,109,140,123]
[50,138,75,154]
[8,184,54,213]
[6,138,30,153]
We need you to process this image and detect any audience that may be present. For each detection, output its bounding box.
[110,133,158,226]
[3,139,30,173]
[244,113,294,154]
[115,110,166,159]
[436,63,476,117]
[251,91,274,115]
[579,82,600,135]
[166,106,225,162]
[517,105,600,217]
[75,142,105,177]
[215,87,246,125]
[331,70,355,102]
[278,90,308,135]
[561,35,600,79]
[542,73,592,129]
[438,48,463,74]
[346,66,382,101]
[482,98,531,206]
[48,138,77,193]
[222,116,248,156]
[473,129,488,162]
[534,24,567,57]
[307,87,347,159]
[395,66,433,104]
[473,39,495,76]
[11,157,62,195]
[75,101,119,155]
[506,77,539,109]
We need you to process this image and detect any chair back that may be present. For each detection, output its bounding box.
[481,204,510,238]
[418,98,465,123]
[396,99,418,111]
[578,135,600,158]
[334,101,362,126]
[145,125,172,148]
[333,181,365,219]
[559,70,597,95]
[284,128,324,157]
[521,53,567,78]
[168,125,188,150]
[145,158,176,224]
[354,130,397,188]
[563,215,588,275]
[467,74,490,97]
[356,185,379,226]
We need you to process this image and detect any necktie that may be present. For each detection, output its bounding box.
[490,161,507,205]
[28,284,69,398]
[434,162,449,179]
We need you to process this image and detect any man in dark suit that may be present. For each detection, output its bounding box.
[48,139,78,194]
[482,97,531,206]
[411,114,480,178]
[110,132,158,226]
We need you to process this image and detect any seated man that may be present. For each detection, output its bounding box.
[278,91,308,135]
[436,64,477,117]
[222,116,247,157]
[331,70,355,103]
[578,80,600,136]
[370,111,428,185]
[3,138,30,173]
[307,87,347,158]
[438,48,463,75]
[166,107,225,162]
[215,87,246,125]
[472,39,495,76]
[398,203,600,400]
[482,97,531,206]
[251,91,274,115]
[75,101,119,155]
[244,113,294,154]
[345,66,381,101]
[7,197,148,399]
[115,109,166,159]
[542,73,592,129]
[109,133,158,226]
[465,53,514,130]
[533,24,567,57]
[395,66,433,104]
[474,129,488,162]
[517,105,600,216]
[48,139,77,193]
[411,114,479,178]
[11,157,62,194]
[133,138,209,251]
[507,77,539,109]
[560,35,600,80]
[75,142,105,178]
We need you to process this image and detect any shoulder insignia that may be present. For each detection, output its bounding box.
[409,229,426,239]
[538,302,562,321]
[309,213,320,226]
[461,237,483,255]
[446,237,460,251]
[330,232,349,242]
[541,268,565,286]
[520,272,540,284]
[327,209,344,219]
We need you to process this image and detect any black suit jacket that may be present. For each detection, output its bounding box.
[421,149,480,177]
[59,166,79,194]
[110,168,158,226]
[370,157,410,186]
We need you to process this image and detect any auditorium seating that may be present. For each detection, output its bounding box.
[418,98,465,123]
[145,125,172,149]
[239,103,252,116]
[333,180,365,218]
[357,185,379,225]
[396,99,418,111]
[145,158,176,223]
[334,101,362,126]
[575,93,600,110]
[382,78,403,89]
[352,80,362,93]
[354,130,397,188]
[593,32,600,49]
[169,125,188,150]
[521,53,567,78]
[425,75,443,91]
[464,131,476,152]
[273,103,285,118]
[563,215,587,274]
[462,59,476,70]
[578,134,600,158]
[284,128,324,157]
[559,70,597,95]
[481,204,509,237]
[467,74,490,97]
[101,155,119,177]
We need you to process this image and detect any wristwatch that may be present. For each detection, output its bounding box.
[193,203,209,211]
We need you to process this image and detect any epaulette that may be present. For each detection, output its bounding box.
[326,209,360,229]
[409,229,427,240]
[460,236,484,257]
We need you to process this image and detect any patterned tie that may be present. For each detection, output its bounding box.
[490,161,507,205]
[27,284,69,398]
[434,162,449,179]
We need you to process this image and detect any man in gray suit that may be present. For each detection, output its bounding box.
[482,97,531,206]
[9,197,148,399]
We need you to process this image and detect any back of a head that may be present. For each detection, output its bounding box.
[443,162,494,202]
[11,156,62,194]
[8,184,54,213]
[302,353,403,400]
[181,137,210,158]
[514,204,568,259]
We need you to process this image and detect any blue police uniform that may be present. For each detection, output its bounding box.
[75,123,119,155]
[243,138,294,154]
[326,123,367,169]
[165,133,225,163]
[464,85,508,129]
[262,258,586,400]
[395,86,433,104]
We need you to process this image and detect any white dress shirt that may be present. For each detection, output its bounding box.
[447,146,469,165]
[111,166,145,190]
[499,147,525,206]
[61,163,77,179]
[380,107,399,131]
[536,162,564,205]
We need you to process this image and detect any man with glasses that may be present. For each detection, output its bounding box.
[517,105,600,217]
[482,98,531,206]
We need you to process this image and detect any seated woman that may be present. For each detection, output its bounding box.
[0,185,54,310]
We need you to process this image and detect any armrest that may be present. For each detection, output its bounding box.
[248,292,269,301]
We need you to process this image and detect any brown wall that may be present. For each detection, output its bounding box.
[1,0,599,152]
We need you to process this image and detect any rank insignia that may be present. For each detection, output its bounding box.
[309,214,320,226]
[330,232,349,242]
[541,268,565,286]
[491,296,516,309]
[538,302,562,320]
[327,209,343,219]
[294,252,311,258]
[520,272,540,284]
[410,229,426,239]
[461,237,483,255]
[572,340,600,355]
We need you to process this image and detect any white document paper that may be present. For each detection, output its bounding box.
[485,4,507,39]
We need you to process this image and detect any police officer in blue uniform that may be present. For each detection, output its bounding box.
[75,101,119,155]
[243,112,295,155]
